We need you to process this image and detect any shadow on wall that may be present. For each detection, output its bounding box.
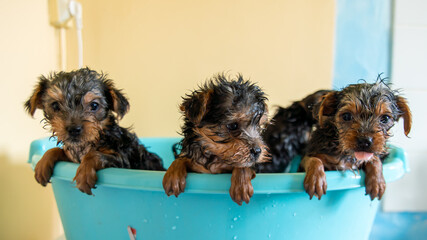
[0,152,61,240]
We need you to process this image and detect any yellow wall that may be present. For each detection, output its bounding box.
[0,1,63,239]
[67,0,335,137]
[2,0,334,239]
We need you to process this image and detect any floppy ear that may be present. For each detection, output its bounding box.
[396,96,412,137]
[318,91,339,126]
[104,80,130,119]
[24,76,50,116]
[180,90,212,126]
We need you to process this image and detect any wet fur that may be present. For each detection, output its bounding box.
[301,80,412,200]
[25,68,164,195]
[258,90,330,173]
[163,74,269,205]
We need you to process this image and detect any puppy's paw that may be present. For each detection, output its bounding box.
[365,173,386,200]
[73,164,98,195]
[163,166,187,197]
[229,168,255,205]
[34,157,54,186]
[304,167,327,200]
[229,178,254,206]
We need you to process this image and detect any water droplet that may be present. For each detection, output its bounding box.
[176,216,180,219]
[268,234,271,238]
[293,213,297,217]
[238,215,241,218]
[233,236,238,240]
[143,219,148,223]
[228,208,231,211]
[230,225,234,229]
[233,217,238,221]
[272,204,276,208]
[171,226,176,230]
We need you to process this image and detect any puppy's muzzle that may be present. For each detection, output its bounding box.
[356,136,373,151]
[67,125,83,138]
[250,146,262,161]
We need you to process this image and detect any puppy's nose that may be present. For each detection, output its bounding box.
[357,137,373,150]
[250,147,262,160]
[67,125,82,137]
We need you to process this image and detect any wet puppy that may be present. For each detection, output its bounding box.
[25,68,164,194]
[258,90,330,173]
[301,81,411,200]
[163,74,270,205]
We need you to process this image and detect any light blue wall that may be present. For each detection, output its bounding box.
[332,0,392,89]
[333,1,427,239]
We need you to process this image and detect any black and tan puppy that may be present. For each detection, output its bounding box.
[163,74,270,205]
[25,68,164,195]
[301,81,412,200]
[258,90,330,173]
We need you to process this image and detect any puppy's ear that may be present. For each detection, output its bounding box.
[180,90,212,125]
[104,80,130,119]
[25,76,50,116]
[318,91,339,126]
[396,96,412,136]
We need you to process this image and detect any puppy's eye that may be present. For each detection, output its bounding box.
[380,115,391,124]
[51,102,60,112]
[342,112,353,121]
[227,122,239,131]
[90,102,99,111]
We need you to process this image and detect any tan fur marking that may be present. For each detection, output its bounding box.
[46,86,64,102]
[83,91,101,105]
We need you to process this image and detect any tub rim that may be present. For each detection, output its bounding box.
[28,137,408,194]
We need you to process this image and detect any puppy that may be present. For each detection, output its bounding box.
[163,74,270,205]
[25,68,164,195]
[258,90,330,173]
[301,81,412,200]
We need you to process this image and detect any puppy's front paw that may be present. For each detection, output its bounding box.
[34,157,54,186]
[34,147,66,186]
[304,167,327,200]
[230,168,255,205]
[163,164,187,197]
[73,164,98,195]
[365,173,386,200]
[230,178,254,206]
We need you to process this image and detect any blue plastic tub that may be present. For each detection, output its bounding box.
[28,137,408,240]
